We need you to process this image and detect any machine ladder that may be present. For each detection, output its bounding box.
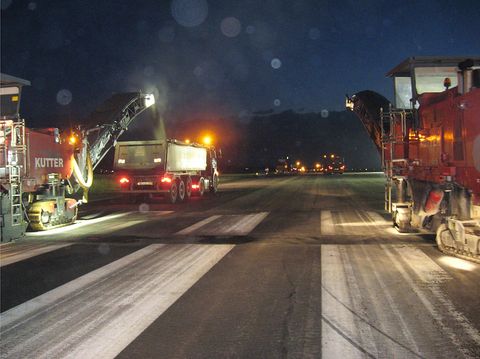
[0,119,26,232]
[380,107,411,212]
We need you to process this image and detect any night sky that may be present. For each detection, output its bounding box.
[2,0,479,125]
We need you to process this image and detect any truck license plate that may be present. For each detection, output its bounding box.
[137,181,153,186]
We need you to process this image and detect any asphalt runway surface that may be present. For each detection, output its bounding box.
[1,173,479,358]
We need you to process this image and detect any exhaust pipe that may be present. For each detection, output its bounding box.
[458,59,474,94]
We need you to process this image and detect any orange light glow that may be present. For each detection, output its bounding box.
[203,135,213,145]
[161,177,172,183]
[119,177,130,184]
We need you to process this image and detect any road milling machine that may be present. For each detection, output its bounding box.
[346,57,480,263]
[0,73,155,241]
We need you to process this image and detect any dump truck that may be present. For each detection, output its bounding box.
[114,140,219,203]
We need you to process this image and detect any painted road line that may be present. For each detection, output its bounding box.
[0,243,72,267]
[0,244,234,359]
[321,210,335,235]
[1,244,165,328]
[175,215,222,235]
[321,245,366,358]
[176,213,269,236]
[222,212,269,236]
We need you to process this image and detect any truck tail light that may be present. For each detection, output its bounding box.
[161,177,172,183]
[119,177,130,184]
[192,184,199,189]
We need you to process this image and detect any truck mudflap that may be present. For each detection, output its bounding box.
[436,219,480,264]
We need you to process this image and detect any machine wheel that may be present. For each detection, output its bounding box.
[168,181,178,204]
[178,179,186,202]
[198,177,206,197]
[185,176,192,200]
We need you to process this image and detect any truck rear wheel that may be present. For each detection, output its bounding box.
[185,176,192,200]
[178,179,186,202]
[168,181,178,204]
[210,174,219,194]
[198,177,205,197]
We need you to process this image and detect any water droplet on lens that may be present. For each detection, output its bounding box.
[98,243,110,255]
[221,17,241,38]
[56,89,72,106]
[274,99,281,106]
[171,0,208,27]
[271,58,282,69]
[139,203,150,213]
[321,109,329,118]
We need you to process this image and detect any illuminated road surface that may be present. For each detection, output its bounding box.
[1,174,479,358]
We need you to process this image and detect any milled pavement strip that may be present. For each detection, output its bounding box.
[321,245,368,358]
[26,212,134,236]
[320,210,335,235]
[394,245,480,347]
[359,245,422,357]
[338,245,379,355]
[382,245,479,357]
[366,211,391,226]
[106,220,146,232]
[0,244,234,359]
[175,215,222,235]
[0,243,73,267]
[0,244,165,329]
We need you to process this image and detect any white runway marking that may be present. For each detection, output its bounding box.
[0,243,72,267]
[0,243,234,359]
[321,210,335,235]
[176,212,269,236]
[221,212,269,235]
[176,215,222,235]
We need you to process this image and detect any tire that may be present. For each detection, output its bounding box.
[178,179,186,202]
[168,181,178,204]
[210,174,219,194]
[198,177,205,197]
[185,176,192,200]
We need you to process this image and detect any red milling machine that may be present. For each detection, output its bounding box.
[1,73,155,241]
[347,57,480,263]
